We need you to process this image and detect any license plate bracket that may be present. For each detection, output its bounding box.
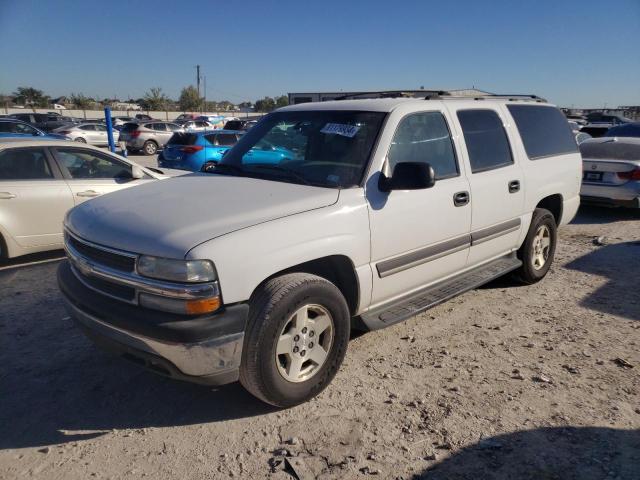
[584,172,603,182]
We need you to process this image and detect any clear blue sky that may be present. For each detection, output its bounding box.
[1,0,638,107]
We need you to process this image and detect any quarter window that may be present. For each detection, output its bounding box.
[215,134,239,146]
[388,112,459,179]
[457,109,513,173]
[55,149,132,179]
[507,105,578,159]
[0,148,53,180]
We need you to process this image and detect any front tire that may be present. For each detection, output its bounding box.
[74,137,87,143]
[240,273,350,407]
[513,208,557,284]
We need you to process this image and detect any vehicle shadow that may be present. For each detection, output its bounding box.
[413,426,640,480]
[0,249,65,269]
[570,204,640,225]
[0,264,276,451]
[564,241,640,321]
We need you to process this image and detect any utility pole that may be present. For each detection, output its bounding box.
[196,65,201,97]
[203,76,207,113]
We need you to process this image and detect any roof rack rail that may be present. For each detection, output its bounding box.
[334,90,450,100]
[476,94,547,103]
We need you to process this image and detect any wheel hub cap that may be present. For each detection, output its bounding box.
[275,304,334,383]
[531,225,551,270]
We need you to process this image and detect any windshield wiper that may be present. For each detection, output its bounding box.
[248,164,311,185]
[211,163,245,176]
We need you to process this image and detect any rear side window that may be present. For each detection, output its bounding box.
[0,148,53,180]
[507,105,578,159]
[215,134,239,146]
[121,123,139,132]
[457,110,513,173]
[388,112,459,179]
[168,133,198,145]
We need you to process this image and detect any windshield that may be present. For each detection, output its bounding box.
[216,110,386,188]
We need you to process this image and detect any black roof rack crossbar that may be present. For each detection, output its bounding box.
[333,90,450,100]
[480,94,547,102]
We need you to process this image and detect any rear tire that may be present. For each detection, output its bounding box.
[513,208,557,284]
[143,140,158,155]
[240,273,350,407]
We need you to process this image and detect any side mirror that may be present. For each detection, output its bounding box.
[201,160,218,172]
[131,165,144,179]
[379,162,436,192]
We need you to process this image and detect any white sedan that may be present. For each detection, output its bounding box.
[0,138,184,259]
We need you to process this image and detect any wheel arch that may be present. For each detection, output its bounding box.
[257,255,360,316]
[535,194,563,225]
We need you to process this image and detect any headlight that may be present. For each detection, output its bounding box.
[137,256,217,283]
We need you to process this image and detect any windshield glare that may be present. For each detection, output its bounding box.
[218,110,386,188]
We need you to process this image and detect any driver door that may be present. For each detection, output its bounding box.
[367,110,472,308]
[50,147,150,205]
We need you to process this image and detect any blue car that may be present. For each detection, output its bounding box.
[159,130,243,171]
[0,118,68,140]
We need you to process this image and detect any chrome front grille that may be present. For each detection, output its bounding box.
[64,231,140,303]
[66,234,136,272]
[63,229,220,306]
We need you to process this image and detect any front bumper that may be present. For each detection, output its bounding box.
[58,260,249,385]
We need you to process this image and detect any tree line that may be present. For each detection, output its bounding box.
[2,86,289,112]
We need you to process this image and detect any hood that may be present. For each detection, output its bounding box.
[65,174,339,258]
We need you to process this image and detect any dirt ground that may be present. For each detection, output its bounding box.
[1,205,639,480]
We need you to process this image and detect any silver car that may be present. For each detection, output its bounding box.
[53,123,115,146]
[580,137,640,208]
[118,121,183,155]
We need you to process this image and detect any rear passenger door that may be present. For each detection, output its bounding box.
[0,147,73,248]
[446,105,525,266]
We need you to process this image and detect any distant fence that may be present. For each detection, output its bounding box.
[2,107,265,120]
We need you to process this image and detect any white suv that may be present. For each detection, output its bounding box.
[58,94,581,407]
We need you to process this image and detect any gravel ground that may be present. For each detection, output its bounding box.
[1,206,638,479]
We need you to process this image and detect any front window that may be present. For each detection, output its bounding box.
[216,110,386,188]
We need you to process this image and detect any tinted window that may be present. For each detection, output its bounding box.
[168,133,198,145]
[56,149,132,179]
[215,134,239,146]
[507,105,578,159]
[0,121,39,134]
[151,123,167,131]
[604,123,640,138]
[388,112,458,179]
[121,123,139,132]
[579,141,640,161]
[13,114,31,122]
[224,121,244,130]
[0,148,52,180]
[80,124,96,131]
[167,123,181,131]
[457,110,513,173]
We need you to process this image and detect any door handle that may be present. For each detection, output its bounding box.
[76,190,100,198]
[508,180,520,193]
[453,191,470,207]
[0,192,16,199]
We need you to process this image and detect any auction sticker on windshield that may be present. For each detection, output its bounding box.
[320,123,360,138]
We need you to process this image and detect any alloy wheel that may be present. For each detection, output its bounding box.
[275,304,334,383]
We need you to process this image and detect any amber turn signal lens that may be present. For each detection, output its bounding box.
[185,297,221,315]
